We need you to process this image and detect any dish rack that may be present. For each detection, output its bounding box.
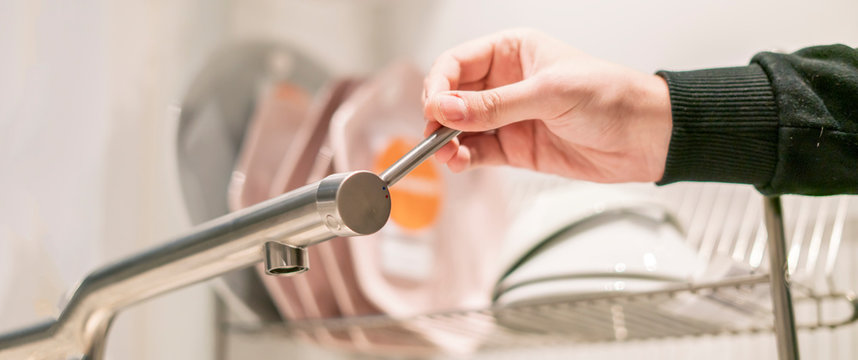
[0,175,853,360]
[219,182,858,360]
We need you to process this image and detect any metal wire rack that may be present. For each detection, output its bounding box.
[222,181,858,359]
[228,273,854,346]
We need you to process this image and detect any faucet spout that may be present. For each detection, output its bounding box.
[264,242,308,275]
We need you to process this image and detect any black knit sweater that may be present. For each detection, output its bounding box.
[656,45,858,196]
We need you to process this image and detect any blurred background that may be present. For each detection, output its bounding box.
[0,1,857,359]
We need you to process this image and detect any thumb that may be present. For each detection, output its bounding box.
[427,79,548,132]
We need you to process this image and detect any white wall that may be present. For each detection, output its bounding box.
[0,1,227,359]
[382,0,858,73]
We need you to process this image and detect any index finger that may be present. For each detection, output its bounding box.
[423,33,505,100]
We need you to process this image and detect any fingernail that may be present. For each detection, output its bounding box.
[438,95,466,122]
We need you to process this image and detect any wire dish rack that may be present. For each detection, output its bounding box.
[228,274,852,346]
[221,182,858,359]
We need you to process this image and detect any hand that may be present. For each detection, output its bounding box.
[423,28,673,183]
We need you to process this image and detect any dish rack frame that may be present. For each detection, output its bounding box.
[220,185,857,360]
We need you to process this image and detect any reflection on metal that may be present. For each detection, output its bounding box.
[379,126,461,187]
[264,242,309,276]
[0,171,391,360]
[764,197,799,360]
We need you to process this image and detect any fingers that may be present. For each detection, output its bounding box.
[446,144,470,173]
[422,120,510,171]
[434,136,460,164]
[422,119,459,164]
[443,133,510,172]
[423,28,534,104]
[423,35,498,101]
[424,131,510,173]
[421,29,544,172]
[426,79,549,132]
[460,133,509,168]
[457,81,486,92]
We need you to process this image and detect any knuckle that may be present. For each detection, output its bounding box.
[478,90,504,125]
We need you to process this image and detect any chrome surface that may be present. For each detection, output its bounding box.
[264,242,309,275]
[379,126,461,186]
[764,196,799,360]
[0,170,390,360]
[174,41,330,325]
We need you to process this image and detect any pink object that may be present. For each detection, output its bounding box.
[297,152,438,355]
[259,79,367,323]
[264,80,436,354]
[227,78,435,354]
[228,70,497,355]
[226,81,312,320]
[329,62,508,353]
[227,82,311,211]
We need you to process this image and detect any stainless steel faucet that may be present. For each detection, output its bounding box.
[0,127,460,360]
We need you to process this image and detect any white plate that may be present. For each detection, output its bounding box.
[495,184,701,306]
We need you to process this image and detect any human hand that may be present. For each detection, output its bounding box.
[423,28,673,183]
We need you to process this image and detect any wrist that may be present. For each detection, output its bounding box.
[628,74,673,182]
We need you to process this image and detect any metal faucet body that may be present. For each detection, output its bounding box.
[0,171,390,360]
[0,125,458,360]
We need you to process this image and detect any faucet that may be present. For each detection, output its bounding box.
[0,126,460,360]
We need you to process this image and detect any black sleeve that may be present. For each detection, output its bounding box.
[655,44,858,196]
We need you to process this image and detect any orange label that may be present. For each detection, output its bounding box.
[373,137,442,231]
